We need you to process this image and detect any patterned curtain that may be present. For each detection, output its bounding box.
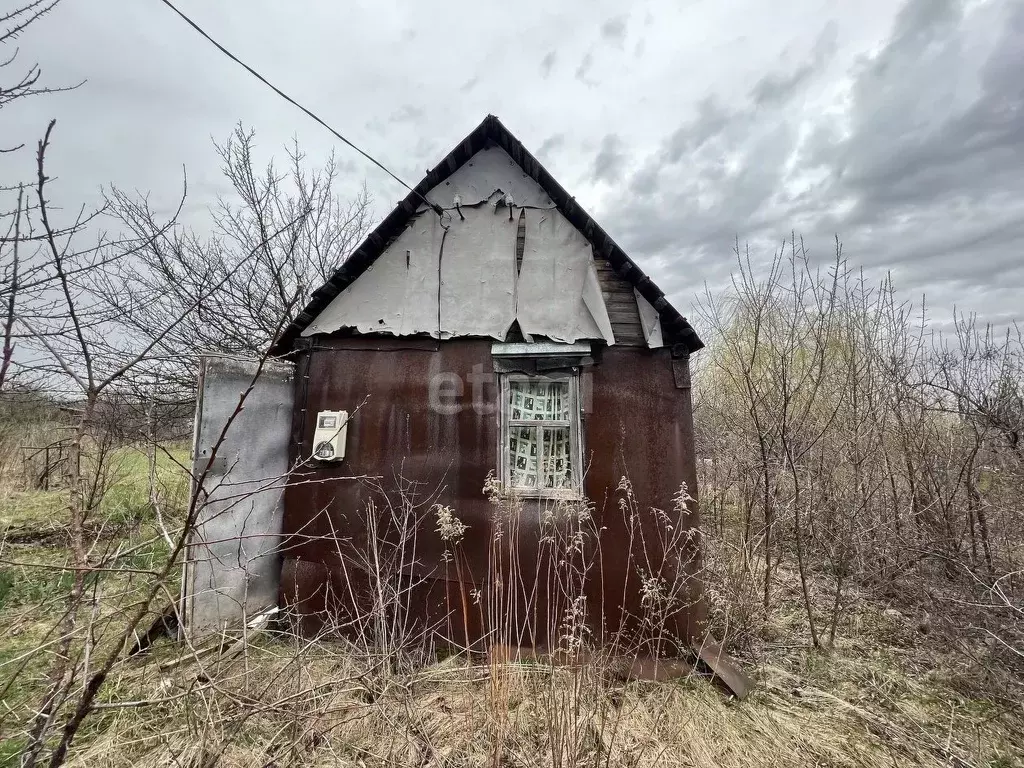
[507,380,572,489]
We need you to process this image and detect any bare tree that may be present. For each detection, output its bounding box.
[109,125,373,364]
[0,1,74,126]
[1,0,81,392]
[9,121,314,767]
[696,235,1023,655]
[0,188,24,388]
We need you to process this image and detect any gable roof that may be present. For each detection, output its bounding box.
[272,114,703,356]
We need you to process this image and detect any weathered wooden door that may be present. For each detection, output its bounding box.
[180,355,294,637]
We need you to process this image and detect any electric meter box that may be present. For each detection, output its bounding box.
[311,410,348,462]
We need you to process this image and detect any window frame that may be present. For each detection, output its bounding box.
[498,371,584,499]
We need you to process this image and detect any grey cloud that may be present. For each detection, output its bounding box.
[591,133,625,183]
[630,163,659,196]
[575,51,594,82]
[662,97,734,163]
[537,133,565,158]
[600,0,1024,321]
[389,104,425,124]
[877,0,962,64]
[626,97,743,207]
[460,76,479,93]
[620,114,796,261]
[540,51,557,78]
[835,1,1023,217]
[601,16,627,47]
[750,63,813,108]
[817,1,1024,308]
[750,20,837,106]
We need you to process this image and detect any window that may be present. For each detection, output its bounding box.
[499,373,583,496]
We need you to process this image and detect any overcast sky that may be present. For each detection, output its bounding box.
[3,0,1022,330]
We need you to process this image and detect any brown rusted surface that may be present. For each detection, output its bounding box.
[280,337,707,660]
[584,346,705,649]
[692,638,753,699]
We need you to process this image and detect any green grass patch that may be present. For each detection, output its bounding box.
[0,565,77,611]
[98,445,190,526]
[0,737,28,768]
[1,444,189,533]
[0,442,190,737]
[0,489,69,530]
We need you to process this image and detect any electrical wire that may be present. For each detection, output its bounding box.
[156,0,443,217]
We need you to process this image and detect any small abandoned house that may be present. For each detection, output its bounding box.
[183,115,745,693]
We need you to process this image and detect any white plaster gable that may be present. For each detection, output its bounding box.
[303,147,631,345]
[424,145,555,210]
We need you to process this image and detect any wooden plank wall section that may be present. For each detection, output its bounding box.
[594,258,645,346]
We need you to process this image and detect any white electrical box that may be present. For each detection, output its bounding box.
[311,410,348,462]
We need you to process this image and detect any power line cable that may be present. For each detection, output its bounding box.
[156,0,443,217]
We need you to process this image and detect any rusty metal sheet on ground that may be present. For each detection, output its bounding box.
[693,638,753,699]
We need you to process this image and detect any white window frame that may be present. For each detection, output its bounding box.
[498,371,584,499]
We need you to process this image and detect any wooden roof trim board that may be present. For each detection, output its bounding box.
[272,114,703,356]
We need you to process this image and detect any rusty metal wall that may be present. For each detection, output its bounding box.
[584,343,705,647]
[279,336,703,651]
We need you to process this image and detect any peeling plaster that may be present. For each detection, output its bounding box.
[305,147,642,346]
[516,209,605,343]
[583,260,615,345]
[425,145,555,209]
[303,213,446,337]
[439,206,517,338]
[635,288,665,348]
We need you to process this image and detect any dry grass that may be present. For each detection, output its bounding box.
[0,444,189,745]
[55,623,1022,768]
[1,443,1021,767]
[36,556,1024,768]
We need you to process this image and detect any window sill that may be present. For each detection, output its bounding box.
[502,486,585,502]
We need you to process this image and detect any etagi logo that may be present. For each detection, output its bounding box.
[427,358,593,416]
